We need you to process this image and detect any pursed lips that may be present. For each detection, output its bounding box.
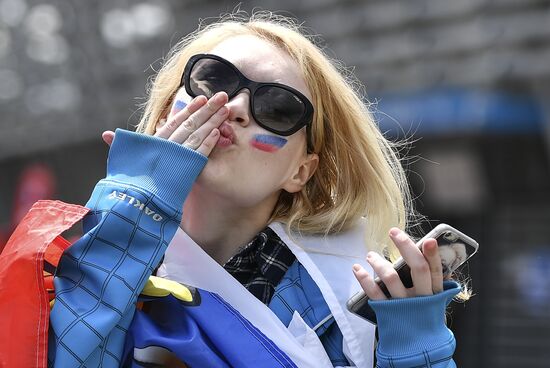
[217,122,235,147]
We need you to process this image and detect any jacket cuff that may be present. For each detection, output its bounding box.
[368,281,461,356]
[106,129,207,209]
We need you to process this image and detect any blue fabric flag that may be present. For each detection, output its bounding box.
[125,287,297,367]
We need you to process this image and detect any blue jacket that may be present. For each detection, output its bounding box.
[271,260,459,367]
[49,129,460,367]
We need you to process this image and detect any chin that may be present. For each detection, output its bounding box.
[194,170,277,209]
[195,163,240,197]
[195,163,227,187]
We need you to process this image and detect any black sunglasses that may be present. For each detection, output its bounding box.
[181,54,314,137]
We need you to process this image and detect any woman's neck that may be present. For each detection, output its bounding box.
[181,186,279,265]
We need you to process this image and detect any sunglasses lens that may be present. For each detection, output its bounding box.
[253,85,307,134]
[189,58,239,98]
[185,55,312,136]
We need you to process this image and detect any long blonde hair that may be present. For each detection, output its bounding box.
[136,11,414,259]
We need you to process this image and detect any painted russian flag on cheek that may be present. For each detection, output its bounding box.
[171,100,187,115]
[250,134,288,153]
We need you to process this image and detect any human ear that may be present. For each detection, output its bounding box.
[282,153,319,193]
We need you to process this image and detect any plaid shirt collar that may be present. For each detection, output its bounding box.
[223,226,296,305]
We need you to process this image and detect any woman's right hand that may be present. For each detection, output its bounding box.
[102,91,229,157]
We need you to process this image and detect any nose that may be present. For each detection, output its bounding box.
[225,90,251,127]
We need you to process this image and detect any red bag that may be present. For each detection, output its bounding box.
[0,200,88,368]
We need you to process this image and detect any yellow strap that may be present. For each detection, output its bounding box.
[140,276,193,302]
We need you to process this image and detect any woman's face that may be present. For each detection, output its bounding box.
[168,35,318,208]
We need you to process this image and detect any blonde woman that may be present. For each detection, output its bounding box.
[48,11,462,368]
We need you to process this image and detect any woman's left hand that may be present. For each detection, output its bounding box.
[353,227,444,300]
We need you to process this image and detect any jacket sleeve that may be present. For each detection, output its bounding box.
[48,129,207,367]
[368,281,460,368]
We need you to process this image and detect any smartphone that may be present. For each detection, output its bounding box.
[346,223,479,324]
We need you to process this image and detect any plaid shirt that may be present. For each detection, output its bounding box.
[223,227,296,304]
[224,227,353,366]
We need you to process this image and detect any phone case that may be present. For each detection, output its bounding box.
[346,223,479,324]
